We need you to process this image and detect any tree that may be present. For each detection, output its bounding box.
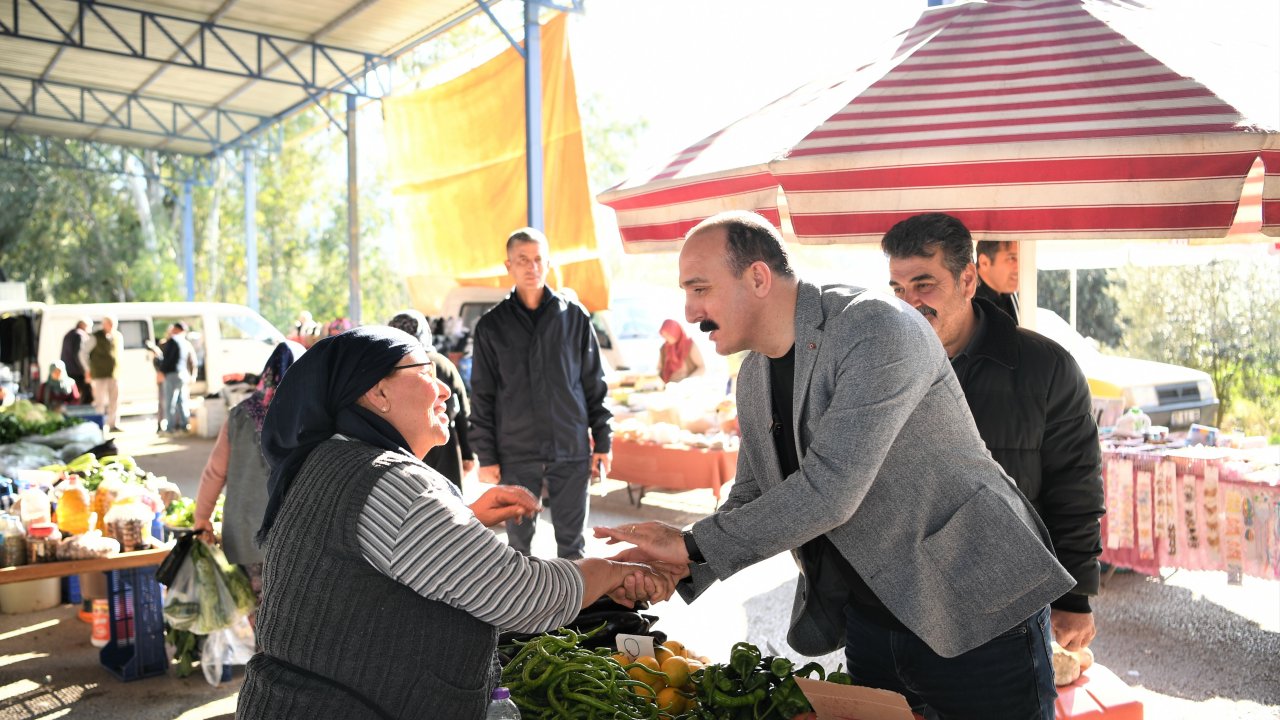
[1109,259,1280,437]
[1036,268,1123,348]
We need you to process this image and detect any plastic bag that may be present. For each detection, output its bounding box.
[20,421,103,449]
[156,532,195,586]
[201,615,256,687]
[163,540,255,635]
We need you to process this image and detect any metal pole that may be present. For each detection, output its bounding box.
[1069,266,1078,331]
[346,94,362,325]
[1018,240,1038,332]
[524,0,544,230]
[244,147,259,312]
[182,179,195,301]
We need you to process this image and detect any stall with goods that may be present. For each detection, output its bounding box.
[1099,425,1279,584]
[607,374,740,503]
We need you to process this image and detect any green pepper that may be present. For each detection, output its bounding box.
[827,671,854,685]
[729,642,762,679]
[769,656,793,679]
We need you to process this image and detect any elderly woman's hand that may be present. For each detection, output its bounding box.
[468,485,542,528]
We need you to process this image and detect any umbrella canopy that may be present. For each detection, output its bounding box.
[600,0,1280,251]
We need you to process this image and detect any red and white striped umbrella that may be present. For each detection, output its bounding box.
[599,0,1280,251]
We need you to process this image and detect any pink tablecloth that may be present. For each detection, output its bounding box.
[1100,446,1279,581]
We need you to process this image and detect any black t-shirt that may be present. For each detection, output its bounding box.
[769,346,907,631]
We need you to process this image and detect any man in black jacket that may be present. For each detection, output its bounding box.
[882,213,1104,651]
[975,239,1020,322]
[470,228,612,559]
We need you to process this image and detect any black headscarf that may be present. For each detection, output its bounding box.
[256,325,420,543]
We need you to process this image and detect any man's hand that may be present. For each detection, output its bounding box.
[469,485,540,528]
[478,464,501,484]
[592,452,612,478]
[593,521,688,565]
[1051,608,1096,651]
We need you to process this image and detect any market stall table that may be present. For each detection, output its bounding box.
[608,438,738,505]
[0,547,169,681]
[1099,443,1279,583]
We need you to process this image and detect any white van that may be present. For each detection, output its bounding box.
[0,301,285,414]
[1034,307,1219,430]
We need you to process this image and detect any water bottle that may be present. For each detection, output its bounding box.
[485,687,520,719]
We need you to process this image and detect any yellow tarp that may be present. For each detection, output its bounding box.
[384,14,608,313]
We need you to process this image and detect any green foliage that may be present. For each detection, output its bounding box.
[1036,268,1124,347]
[1109,259,1280,429]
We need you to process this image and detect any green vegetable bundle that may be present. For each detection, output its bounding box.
[162,540,256,635]
[501,627,661,719]
[0,400,80,444]
[685,642,852,720]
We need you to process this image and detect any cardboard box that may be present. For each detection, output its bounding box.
[796,677,917,720]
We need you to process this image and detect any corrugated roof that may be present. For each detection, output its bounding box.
[0,0,493,155]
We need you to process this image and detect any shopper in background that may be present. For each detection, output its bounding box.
[35,360,80,412]
[193,340,304,629]
[81,315,124,433]
[883,213,1104,651]
[657,318,705,384]
[237,326,675,720]
[599,210,1072,720]
[470,228,613,560]
[387,309,476,487]
[157,322,197,435]
[974,240,1020,322]
[59,317,93,405]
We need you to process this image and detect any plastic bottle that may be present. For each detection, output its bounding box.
[26,521,62,563]
[55,475,92,536]
[485,687,521,719]
[17,487,51,527]
[90,597,111,648]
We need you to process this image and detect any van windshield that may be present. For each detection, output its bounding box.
[220,314,283,344]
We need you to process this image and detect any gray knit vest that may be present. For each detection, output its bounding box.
[236,439,499,720]
[220,405,268,566]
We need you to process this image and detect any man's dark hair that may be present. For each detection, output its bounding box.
[974,240,1013,264]
[171,321,187,332]
[687,210,794,278]
[880,213,973,281]
[506,227,549,253]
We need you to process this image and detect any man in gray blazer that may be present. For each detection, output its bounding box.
[598,211,1074,719]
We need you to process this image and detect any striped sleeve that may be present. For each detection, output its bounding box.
[356,462,584,634]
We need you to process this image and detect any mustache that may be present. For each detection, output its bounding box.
[699,319,719,333]
[916,305,938,319]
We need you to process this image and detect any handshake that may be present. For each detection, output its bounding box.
[586,521,694,608]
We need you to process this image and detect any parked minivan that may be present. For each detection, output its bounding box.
[0,302,285,414]
[1034,307,1219,430]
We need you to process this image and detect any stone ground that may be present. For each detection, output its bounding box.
[0,408,1276,719]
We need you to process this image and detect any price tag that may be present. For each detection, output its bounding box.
[615,633,655,662]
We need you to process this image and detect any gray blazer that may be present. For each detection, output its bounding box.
[681,282,1075,659]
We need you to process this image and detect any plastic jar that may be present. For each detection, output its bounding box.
[26,522,63,563]
[1,514,26,567]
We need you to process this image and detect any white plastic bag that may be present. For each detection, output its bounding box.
[162,552,200,631]
[201,615,257,686]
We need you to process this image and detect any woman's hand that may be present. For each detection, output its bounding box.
[574,558,682,609]
[468,485,541,528]
[192,518,215,541]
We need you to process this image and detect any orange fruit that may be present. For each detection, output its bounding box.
[660,656,691,690]
[634,684,656,702]
[656,687,687,713]
[662,639,686,658]
[610,652,631,668]
[654,645,674,665]
[628,655,666,692]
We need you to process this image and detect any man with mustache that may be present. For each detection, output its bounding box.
[882,212,1104,654]
[470,227,612,560]
[598,210,1074,719]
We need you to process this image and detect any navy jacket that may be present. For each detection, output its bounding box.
[469,288,611,466]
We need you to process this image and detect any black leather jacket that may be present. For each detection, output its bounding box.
[469,287,611,466]
[951,299,1104,611]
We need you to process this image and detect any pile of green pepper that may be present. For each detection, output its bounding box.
[686,642,853,720]
[500,627,664,719]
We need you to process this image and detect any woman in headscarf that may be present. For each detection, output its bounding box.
[35,360,80,411]
[657,318,705,384]
[387,309,474,487]
[237,327,675,720]
[192,340,305,619]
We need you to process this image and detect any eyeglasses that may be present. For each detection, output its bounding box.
[391,360,436,378]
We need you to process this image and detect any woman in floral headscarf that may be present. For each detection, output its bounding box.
[193,341,305,618]
[36,360,80,411]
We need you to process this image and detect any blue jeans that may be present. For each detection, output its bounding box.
[162,373,189,431]
[843,604,1056,720]
[500,459,590,559]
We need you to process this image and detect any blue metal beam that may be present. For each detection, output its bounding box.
[244,147,258,312]
[523,0,542,230]
[0,0,390,97]
[0,71,274,150]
